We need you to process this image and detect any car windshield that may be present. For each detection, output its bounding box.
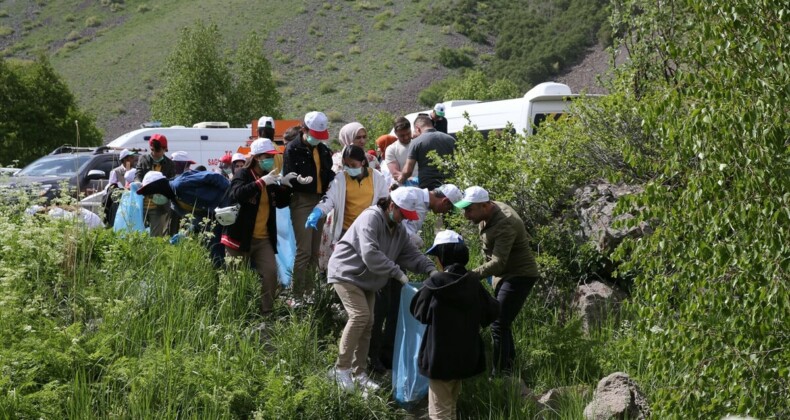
[15,154,92,177]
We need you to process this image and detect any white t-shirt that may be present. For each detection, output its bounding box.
[384,141,418,178]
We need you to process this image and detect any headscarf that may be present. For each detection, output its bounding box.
[338,122,366,147]
[375,134,397,159]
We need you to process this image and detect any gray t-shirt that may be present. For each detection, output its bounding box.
[407,129,456,190]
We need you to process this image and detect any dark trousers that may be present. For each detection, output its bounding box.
[369,278,403,369]
[491,276,538,374]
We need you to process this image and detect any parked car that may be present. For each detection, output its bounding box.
[0,146,120,204]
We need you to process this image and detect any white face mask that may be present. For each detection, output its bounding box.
[344,166,363,177]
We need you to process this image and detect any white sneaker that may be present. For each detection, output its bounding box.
[328,367,355,393]
[354,372,381,392]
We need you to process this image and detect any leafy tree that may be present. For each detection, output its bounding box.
[0,56,101,167]
[597,1,790,417]
[150,21,232,126]
[151,22,282,128]
[442,70,520,101]
[228,31,282,126]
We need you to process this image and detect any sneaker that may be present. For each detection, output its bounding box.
[354,372,381,392]
[328,367,355,393]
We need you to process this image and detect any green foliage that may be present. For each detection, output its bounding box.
[442,70,521,102]
[358,110,396,146]
[437,47,473,69]
[0,56,101,166]
[151,22,280,127]
[601,1,790,417]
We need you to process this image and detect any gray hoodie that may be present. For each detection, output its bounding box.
[328,206,436,291]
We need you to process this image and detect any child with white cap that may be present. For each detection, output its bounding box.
[327,187,438,394]
[411,229,499,420]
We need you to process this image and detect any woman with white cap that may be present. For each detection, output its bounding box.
[103,149,138,225]
[327,187,438,393]
[220,138,292,316]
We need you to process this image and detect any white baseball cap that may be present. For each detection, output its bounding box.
[137,170,168,194]
[304,111,329,140]
[435,184,463,204]
[390,187,421,220]
[231,152,247,163]
[258,116,275,129]
[426,230,464,255]
[119,149,138,161]
[454,186,490,209]
[434,103,446,117]
[170,151,196,164]
[250,138,282,156]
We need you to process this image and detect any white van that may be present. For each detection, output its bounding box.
[403,82,594,137]
[106,122,251,170]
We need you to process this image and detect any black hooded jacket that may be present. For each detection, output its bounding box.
[410,263,500,380]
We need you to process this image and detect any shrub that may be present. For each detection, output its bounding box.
[84,16,101,28]
[136,4,150,13]
[318,81,336,94]
[325,111,343,123]
[0,25,12,36]
[438,47,473,68]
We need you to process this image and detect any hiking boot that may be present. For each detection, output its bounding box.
[354,372,381,392]
[328,367,355,393]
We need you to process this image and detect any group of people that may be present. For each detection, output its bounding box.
[102,108,537,419]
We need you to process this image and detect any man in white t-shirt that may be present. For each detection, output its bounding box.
[384,116,418,185]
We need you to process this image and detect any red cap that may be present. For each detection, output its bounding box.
[399,208,420,221]
[149,134,168,151]
[219,154,232,165]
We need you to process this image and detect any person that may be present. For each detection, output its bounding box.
[135,133,175,237]
[258,116,275,140]
[220,138,293,315]
[430,103,448,134]
[171,151,196,175]
[217,154,233,179]
[26,204,104,229]
[282,111,335,296]
[385,116,418,185]
[283,126,301,145]
[454,186,541,375]
[411,230,499,420]
[327,187,438,393]
[306,145,390,246]
[103,149,138,226]
[398,115,456,190]
[368,183,463,373]
[135,168,230,267]
[333,122,380,172]
[375,134,397,162]
[231,153,246,176]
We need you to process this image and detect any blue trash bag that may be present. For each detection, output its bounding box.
[275,206,296,288]
[392,282,429,406]
[113,184,145,233]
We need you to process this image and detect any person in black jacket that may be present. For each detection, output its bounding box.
[411,230,499,420]
[135,134,176,237]
[282,111,335,297]
[221,138,292,316]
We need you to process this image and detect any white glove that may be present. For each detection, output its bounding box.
[281,172,298,187]
[398,273,409,285]
[296,175,313,185]
[262,169,281,186]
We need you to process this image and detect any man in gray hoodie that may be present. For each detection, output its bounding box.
[327,187,437,394]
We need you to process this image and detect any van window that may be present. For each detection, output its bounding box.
[531,113,564,135]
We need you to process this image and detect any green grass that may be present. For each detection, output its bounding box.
[0,195,619,418]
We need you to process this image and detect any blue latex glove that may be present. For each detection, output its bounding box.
[170,232,186,245]
[305,207,323,230]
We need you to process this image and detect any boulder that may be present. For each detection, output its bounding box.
[584,372,649,420]
[572,182,650,254]
[572,281,627,333]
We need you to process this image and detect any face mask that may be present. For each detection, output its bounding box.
[258,158,275,172]
[222,167,231,175]
[345,166,363,177]
[152,194,168,205]
[306,135,320,146]
[388,210,396,223]
[153,156,164,163]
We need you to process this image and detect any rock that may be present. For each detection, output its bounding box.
[584,372,649,420]
[537,385,591,411]
[572,281,627,333]
[572,181,650,254]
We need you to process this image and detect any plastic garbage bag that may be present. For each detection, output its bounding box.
[392,282,429,406]
[275,206,296,287]
[113,184,145,233]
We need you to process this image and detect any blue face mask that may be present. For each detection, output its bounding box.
[388,210,395,223]
[344,166,363,177]
[306,135,320,146]
[258,158,275,172]
[153,156,164,163]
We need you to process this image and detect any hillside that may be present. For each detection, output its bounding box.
[0,0,611,141]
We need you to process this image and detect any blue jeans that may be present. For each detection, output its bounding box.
[491,276,538,374]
